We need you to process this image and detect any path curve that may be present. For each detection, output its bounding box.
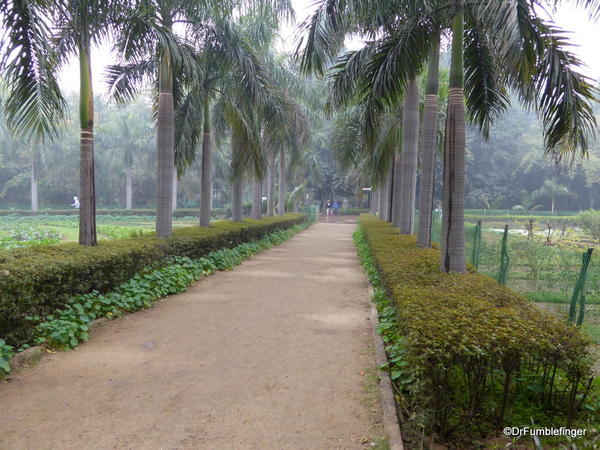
[0,222,384,449]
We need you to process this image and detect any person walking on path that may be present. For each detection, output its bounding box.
[333,200,340,216]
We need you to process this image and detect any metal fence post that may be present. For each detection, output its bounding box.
[568,248,594,325]
[471,220,482,270]
[498,225,510,285]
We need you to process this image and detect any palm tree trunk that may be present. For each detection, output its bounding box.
[156,48,174,237]
[278,151,286,216]
[252,179,262,220]
[171,167,177,212]
[79,38,97,246]
[31,148,38,211]
[392,140,402,227]
[231,134,243,222]
[441,10,466,273]
[200,95,212,226]
[126,165,133,210]
[378,185,386,219]
[417,38,440,248]
[386,157,394,222]
[266,149,275,217]
[398,79,420,234]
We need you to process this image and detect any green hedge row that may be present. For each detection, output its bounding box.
[339,208,369,215]
[357,215,592,443]
[0,214,306,346]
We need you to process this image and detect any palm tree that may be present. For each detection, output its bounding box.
[533,178,570,214]
[109,0,210,236]
[297,0,598,272]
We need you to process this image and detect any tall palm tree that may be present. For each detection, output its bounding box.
[109,0,208,236]
[172,6,293,226]
[298,0,598,272]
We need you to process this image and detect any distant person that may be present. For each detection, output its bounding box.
[326,200,332,216]
[71,196,80,209]
[333,200,340,216]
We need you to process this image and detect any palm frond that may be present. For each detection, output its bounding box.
[0,0,66,141]
[464,10,510,138]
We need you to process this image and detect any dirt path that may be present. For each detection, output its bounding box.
[0,222,384,450]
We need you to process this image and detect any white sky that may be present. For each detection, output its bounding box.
[59,1,600,96]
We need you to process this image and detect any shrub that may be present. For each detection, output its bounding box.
[0,214,305,346]
[357,215,593,443]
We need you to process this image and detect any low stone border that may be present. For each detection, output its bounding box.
[368,287,404,450]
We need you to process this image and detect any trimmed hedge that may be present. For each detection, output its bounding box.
[0,214,306,346]
[358,215,592,441]
[339,208,369,215]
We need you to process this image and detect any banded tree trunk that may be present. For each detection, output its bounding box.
[156,48,174,237]
[252,179,262,220]
[391,145,402,228]
[125,165,133,210]
[278,151,286,216]
[385,157,394,222]
[200,96,212,226]
[172,167,177,212]
[378,186,385,219]
[417,38,440,248]
[266,149,275,217]
[231,133,243,222]
[398,79,420,234]
[31,148,38,211]
[441,11,466,273]
[79,38,97,245]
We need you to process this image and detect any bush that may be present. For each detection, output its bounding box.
[357,215,593,443]
[0,214,306,346]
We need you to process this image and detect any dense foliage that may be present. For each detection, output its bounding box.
[0,214,306,347]
[356,215,593,444]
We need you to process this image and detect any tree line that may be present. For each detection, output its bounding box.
[0,0,598,274]
[297,0,598,272]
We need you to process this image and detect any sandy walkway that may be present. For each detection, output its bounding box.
[0,222,384,449]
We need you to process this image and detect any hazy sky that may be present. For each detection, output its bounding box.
[59,1,600,96]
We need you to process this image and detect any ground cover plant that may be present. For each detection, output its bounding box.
[0,221,309,375]
[0,214,306,348]
[355,215,596,447]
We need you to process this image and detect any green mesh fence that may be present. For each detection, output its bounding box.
[465,220,600,370]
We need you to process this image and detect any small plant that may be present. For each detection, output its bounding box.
[0,338,15,375]
[9,225,61,241]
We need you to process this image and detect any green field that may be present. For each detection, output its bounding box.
[0,214,200,249]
